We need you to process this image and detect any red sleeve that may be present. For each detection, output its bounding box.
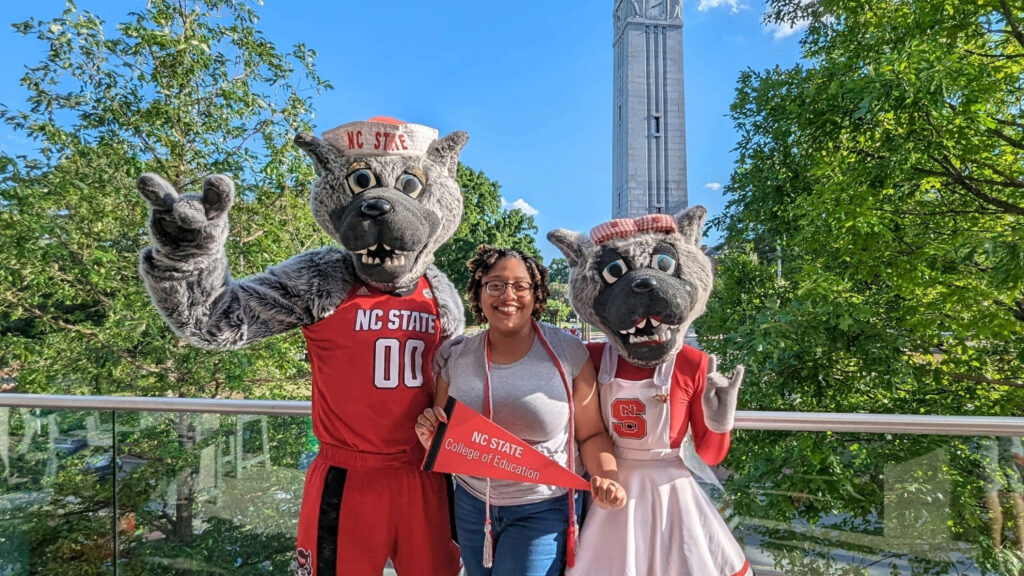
[689,368,731,466]
[671,348,731,466]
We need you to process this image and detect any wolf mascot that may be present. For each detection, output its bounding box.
[549,208,752,576]
[138,117,465,576]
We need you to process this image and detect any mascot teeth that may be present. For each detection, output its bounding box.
[626,324,675,344]
[629,333,668,344]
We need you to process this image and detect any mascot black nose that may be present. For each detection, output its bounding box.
[631,277,656,293]
[361,198,394,218]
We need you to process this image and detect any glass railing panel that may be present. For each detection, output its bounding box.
[109,410,314,575]
[5,396,1024,576]
[688,431,1024,576]
[0,407,116,575]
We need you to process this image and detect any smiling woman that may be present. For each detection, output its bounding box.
[468,246,548,350]
[415,244,626,576]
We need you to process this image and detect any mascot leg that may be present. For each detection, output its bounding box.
[389,469,462,576]
[294,459,460,576]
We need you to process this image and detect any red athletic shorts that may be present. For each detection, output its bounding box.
[293,445,461,576]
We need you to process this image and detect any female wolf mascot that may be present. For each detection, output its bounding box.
[549,208,752,576]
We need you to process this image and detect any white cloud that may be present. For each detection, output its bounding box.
[767,19,809,40]
[501,197,539,216]
[704,182,723,191]
[697,0,746,13]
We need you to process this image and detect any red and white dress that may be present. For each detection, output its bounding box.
[568,342,752,576]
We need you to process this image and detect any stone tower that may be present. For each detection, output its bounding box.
[612,0,687,218]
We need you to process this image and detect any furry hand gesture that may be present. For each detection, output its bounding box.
[137,173,234,257]
[702,355,744,433]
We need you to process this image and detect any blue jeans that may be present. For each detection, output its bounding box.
[454,483,580,576]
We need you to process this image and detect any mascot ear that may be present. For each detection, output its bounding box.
[294,132,346,177]
[675,206,707,248]
[427,131,469,179]
[547,229,591,268]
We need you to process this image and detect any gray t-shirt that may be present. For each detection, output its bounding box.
[440,322,589,505]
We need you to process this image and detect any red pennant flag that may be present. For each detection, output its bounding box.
[422,397,590,491]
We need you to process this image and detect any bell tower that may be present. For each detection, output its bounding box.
[612,0,687,218]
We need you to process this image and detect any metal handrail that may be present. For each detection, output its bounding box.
[2,393,1023,435]
[0,393,309,416]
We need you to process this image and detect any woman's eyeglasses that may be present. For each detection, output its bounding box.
[483,281,533,297]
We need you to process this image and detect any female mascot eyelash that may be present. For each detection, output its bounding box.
[549,207,753,576]
[137,117,466,576]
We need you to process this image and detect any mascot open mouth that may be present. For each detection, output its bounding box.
[615,316,680,346]
[616,316,678,345]
[351,242,414,267]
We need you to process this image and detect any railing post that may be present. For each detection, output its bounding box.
[112,409,119,575]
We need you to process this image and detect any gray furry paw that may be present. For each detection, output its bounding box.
[702,354,744,433]
[138,173,234,258]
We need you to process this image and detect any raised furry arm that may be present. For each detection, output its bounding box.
[141,246,355,350]
[137,173,355,350]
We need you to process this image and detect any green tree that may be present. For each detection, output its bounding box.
[545,281,571,325]
[547,257,569,284]
[0,1,329,572]
[434,163,540,322]
[699,0,1024,573]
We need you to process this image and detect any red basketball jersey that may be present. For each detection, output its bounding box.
[302,277,442,463]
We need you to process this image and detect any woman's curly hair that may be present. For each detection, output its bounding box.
[466,245,549,324]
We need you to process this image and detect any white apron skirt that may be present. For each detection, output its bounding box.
[568,343,752,576]
[568,450,752,576]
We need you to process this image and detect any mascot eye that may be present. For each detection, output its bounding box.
[602,259,628,284]
[654,254,677,274]
[346,169,377,193]
[398,174,423,198]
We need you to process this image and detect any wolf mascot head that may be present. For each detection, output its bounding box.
[548,208,712,368]
[294,117,467,291]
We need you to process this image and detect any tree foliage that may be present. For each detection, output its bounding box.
[0,1,330,571]
[545,281,571,325]
[698,0,1024,572]
[0,0,332,400]
[547,257,569,284]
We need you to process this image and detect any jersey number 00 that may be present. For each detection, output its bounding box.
[373,338,426,389]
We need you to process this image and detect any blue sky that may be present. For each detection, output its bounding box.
[0,0,805,263]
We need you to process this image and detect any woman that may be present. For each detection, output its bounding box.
[416,245,626,576]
